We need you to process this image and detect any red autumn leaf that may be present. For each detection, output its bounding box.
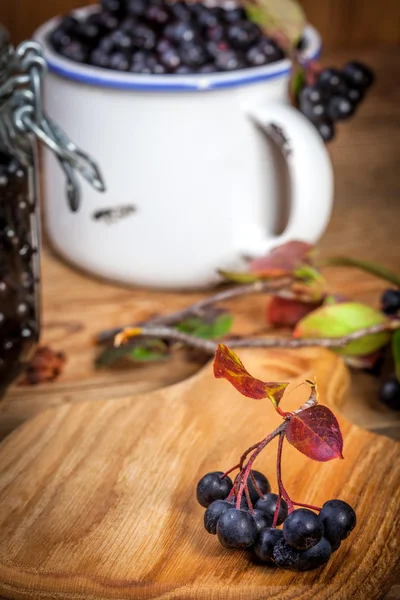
[250,241,315,278]
[266,296,322,328]
[285,405,344,462]
[213,344,289,407]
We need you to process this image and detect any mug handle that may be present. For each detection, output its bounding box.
[241,102,334,257]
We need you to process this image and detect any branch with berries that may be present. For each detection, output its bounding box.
[96,241,400,411]
[195,344,356,571]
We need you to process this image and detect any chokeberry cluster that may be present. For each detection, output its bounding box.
[298,61,375,142]
[194,344,358,572]
[377,288,400,411]
[0,151,39,395]
[49,0,285,75]
[196,470,356,571]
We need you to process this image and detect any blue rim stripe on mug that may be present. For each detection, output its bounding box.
[35,10,322,92]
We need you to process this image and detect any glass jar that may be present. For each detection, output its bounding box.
[0,25,104,396]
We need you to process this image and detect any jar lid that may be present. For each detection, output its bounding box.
[0,24,13,83]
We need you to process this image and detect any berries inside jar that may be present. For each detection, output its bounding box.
[48,0,287,74]
[0,151,40,396]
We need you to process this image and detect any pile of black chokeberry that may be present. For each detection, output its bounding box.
[298,62,375,142]
[378,288,400,411]
[196,470,356,571]
[0,151,39,396]
[49,0,286,75]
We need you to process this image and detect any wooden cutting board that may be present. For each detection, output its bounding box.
[0,347,399,600]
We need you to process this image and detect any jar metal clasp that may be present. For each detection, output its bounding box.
[0,38,106,211]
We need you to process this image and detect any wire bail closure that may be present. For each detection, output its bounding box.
[0,37,106,212]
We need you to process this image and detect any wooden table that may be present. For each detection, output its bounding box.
[0,47,399,598]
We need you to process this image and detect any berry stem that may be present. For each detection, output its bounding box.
[220,463,240,480]
[249,470,265,500]
[112,319,400,356]
[244,485,254,514]
[98,277,293,343]
[235,421,288,510]
[276,432,294,513]
[220,440,262,481]
[271,493,282,528]
[292,501,322,512]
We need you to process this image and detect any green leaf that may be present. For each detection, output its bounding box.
[294,264,324,283]
[218,270,260,284]
[293,302,390,356]
[96,344,134,367]
[392,330,400,381]
[324,257,400,287]
[290,68,305,105]
[176,313,233,340]
[96,339,168,367]
[243,0,306,50]
[130,341,169,362]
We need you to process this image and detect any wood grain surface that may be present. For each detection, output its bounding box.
[1,0,400,49]
[0,347,399,599]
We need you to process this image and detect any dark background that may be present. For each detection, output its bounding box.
[1,0,400,49]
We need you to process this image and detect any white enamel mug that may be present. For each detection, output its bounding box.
[35,10,333,289]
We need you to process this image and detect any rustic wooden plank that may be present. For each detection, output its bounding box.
[0,348,398,599]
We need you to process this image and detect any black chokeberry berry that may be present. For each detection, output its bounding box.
[314,120,335,143]
[247,470,271,504]
[146,4,170,25]
[127,0,146,17]
[215,50,244,72]
[223,7,246,24]
[299,85,325,106]
[259,39,285,62]
[169,2,191,22]
[109,51,130,71]
[246,45,267,67]
[283,508,324,550]
[132,25,156,50]
[329,538,341,552]
[327,95,355,121]
[346,87,364,105]
[379,377,400,411]
[227,21,260,50]
[217,508,258,549]
[254,527,283,563]
[50,27,73,51]
[317,68,344,92]
[160,49,181,71]
[204,500,232,534]
[196,471,233,508]
[273,536,332,571]
[174,65,194,74]
[101,0,124,14]
[60,41,89,63]
[164,21,196,44]
[180,42,208,68]
[252,508,273,532]
[299,85,328,123]
[319,499,357,543]
[198,64,216,74]
[255,493,288,525]
[381,289,400,315]
[300,101,328,123]
[90,49,110,68]
[342,61,375,89]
